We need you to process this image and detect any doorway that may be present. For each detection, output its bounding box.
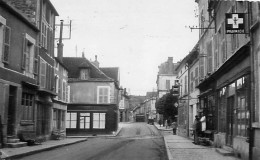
[7,86,17,136]
[226,96,235,146]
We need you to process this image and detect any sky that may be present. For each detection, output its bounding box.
[50,0,199,95]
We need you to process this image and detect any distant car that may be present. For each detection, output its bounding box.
[147,119,154,125]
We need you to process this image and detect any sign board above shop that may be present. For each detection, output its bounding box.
[225,13,246,34]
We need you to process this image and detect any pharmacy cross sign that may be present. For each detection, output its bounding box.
[225,13,246,34]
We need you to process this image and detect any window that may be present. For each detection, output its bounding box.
[93,113,106,129]
[97,86,110,104]
[185,75,187,94]
[219,87,227,132]
[41,21,47,49]
[80,69,89,80]
[80,113,90,129]
[22,34,36,78]
[53,109,65,130]
[21,93,34,121]
[39,58,46,88]
[207,39,213,73]
[2,26,10,63]
[66,112,77,128]
[53,109,57,129]
[62,81,66,101]
[0,16,6,65]
[54,75,59,94]
[166,80,170,90]
[236,75,249,137]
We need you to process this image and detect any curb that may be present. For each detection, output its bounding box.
[163,136,174,160]
[2,138,88,160]
[153,123,173,160]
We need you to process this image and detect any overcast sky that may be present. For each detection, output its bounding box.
[50,0,199,95]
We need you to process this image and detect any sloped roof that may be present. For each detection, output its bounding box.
[62,57,113,81]
[100,67,119,82]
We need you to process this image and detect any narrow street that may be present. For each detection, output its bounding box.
[15,123,167,160]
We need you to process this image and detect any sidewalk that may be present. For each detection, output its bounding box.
[154,123,240,160]
[0,126,122,160]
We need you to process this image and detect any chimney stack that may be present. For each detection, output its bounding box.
[57,20,64,63]
[92,55,99,68]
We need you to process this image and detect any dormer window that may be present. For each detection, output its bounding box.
[80,69,90,80]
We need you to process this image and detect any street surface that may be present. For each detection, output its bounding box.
[15,122,167,160]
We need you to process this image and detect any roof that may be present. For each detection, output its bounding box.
[100,67,120,82]
[62,57,113,81]
[146,92,157,98]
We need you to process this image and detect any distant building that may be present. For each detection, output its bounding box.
[63,56,120,135]
[118,89,130,122]
[156,57,179,98]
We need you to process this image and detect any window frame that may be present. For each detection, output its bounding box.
[39,58,47,88]
[97,86,110,104]
[93,113,106,129]
[21,93,34,122]
[2,25,11,63]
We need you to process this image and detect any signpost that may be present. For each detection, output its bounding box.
[226,13,246,34]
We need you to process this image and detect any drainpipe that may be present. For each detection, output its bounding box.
[187,63,190,138]
[248,2,254,160]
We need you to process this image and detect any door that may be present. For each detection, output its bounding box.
[7,86,16,136]
[226,96,234,146]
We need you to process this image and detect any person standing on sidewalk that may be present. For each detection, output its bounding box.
[172,121,177,135]
[200,113,206,137]
[193,115,201,144]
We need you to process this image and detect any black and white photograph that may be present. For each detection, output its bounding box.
[0,0,259,159]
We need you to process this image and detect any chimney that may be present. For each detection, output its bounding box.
[57,20,64,63]
[168,57,173,63]
[92,55,99,68]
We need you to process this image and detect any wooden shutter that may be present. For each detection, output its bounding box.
[21,37,27,69]
[207,39,213,73]
[34,45,39,74]
[3,26,10,63]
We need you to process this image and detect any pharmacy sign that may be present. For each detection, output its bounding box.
[226,13,245,34]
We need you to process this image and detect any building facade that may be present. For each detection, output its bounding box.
[0,0,39,147]
[0,0,59,146]
[194,1,258,159]
[156,57,179,98]
[63,57,120,135]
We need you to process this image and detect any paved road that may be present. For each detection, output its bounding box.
[16,122,167,160]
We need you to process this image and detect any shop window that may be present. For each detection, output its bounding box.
[66,112,77,128]
[236,75,249,137]
[93,113,106,129]
[21,93,34,121]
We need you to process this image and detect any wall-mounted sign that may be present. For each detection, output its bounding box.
[226,13,246,34]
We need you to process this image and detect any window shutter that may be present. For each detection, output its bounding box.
[34,45,39,74]
[3,26,11,63]
[21,37,27,70]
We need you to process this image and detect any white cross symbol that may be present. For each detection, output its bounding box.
[227,14,243,29]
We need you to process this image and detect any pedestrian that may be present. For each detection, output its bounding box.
[172,121,177,135]
[193,115,201,144]
[200,113,206,137]
[159,119,162,127]
[166,118,171,129]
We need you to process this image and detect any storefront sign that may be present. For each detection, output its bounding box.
[226,13,245,34]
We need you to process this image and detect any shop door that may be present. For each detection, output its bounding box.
[226,96,234,146]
